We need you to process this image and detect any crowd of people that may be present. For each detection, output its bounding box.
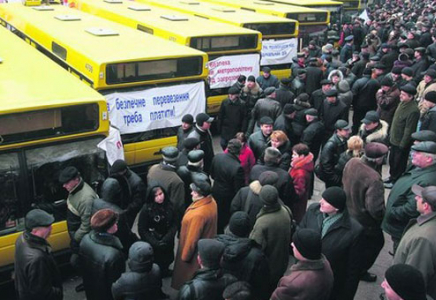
[12,0,436,299]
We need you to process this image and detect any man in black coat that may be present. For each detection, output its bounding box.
[319,89,348,145]
[305,58,324,96]
[79,209,126,300]
[275,77,295,109]
[216,212,271,300]
[310,79,332,112]
[420,91,436,132]
[351,68,381,134]
[420,23,433,48]
[112,241,165,300]
[380,44,398,71]
[177,114,194,151]
[15,209,63,300]
[411,48,430,82]
[110,159,146,228]
[299,187,364,300]
[179,239,237,300]
[301,108,325,162]
[211,139,245,233]
[315,120,351,188]
[187,113,215,174]
[274,104,298,145]
[351,52,369,78]
[248,116,274,161]
[249,147,296,208]
[218,86,248,150]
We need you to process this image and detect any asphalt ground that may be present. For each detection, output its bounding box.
[2,134,394,300]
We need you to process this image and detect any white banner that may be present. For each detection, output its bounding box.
[105,81,206,134]
[359,9,370,22]
[260,38,298,66]
[97,126,125,166]
[207,54,260,89]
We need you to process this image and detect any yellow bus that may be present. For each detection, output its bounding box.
[265,0,343,25]
[71,0,262,115]
[197,0,330,44]
[136,0,299,79]
[0,3,209,170]
[0,25,109,283]
[341,0,361,12]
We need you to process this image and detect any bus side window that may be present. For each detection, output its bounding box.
[0,153,23,235]
[52,42,67,61]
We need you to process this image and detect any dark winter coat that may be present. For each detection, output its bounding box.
[334,151,359,182]
[256,74,280,90]
[241,83,263,113]
[79,231,125,300]
[382,163,436,240]
[305,66,324,95]
[216,234,271,300]
[358,120,389,145]
[250,204,292,286]
[250,162,296,208]
[343,158,385,235]
[138,183,177,270]
[147,163,185,220]
[299,204,364,300]
[111,169,146,228]
[177,126,194,151]
[274,114,298,145]
[275,84,295,109]
[319,99,348,134]
[14,232,63,300]
[92,198,137,255]
[340,44,353,63]
[177,164,210,209]
[178,268,237,300]
[248,97,282,133]
[316,133,347,185]
[301,119,325,161]
[218,97,248,140]
[112,245,163,300]
[352,75,381,111]
[351,58,369,78]
[376,86,401,125]
[411,57,430,80]
[292,100,310,138]
[420,106,436,132]
[187,125,215,173]
[271,256,334,300]
[310,89,326,112]
[230,181,263,227]
[248,130,270,162]
[210,153,245,232]
[389,100,420,149]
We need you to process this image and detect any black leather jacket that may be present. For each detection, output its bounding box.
[14,232,63,300]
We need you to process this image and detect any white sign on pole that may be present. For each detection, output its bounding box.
[105,81,205,134]
[97,126,125,165]
[260,38,298,66]
[207,53,260,89]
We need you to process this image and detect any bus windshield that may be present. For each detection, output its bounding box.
[106,57,204,84]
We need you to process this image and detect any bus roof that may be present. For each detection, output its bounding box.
[199,0,329,15]
[72,0,262,39]
[0,4,207,65]
[0,25,105,113]
[135,0,298,28]
[271,0,343,6]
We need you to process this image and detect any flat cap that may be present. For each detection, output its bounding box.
[190,173,211,195]
[335,119,351,130]
[258,171,279,186]
[365,142,389,158]
[161,146,179,163]
[187,149,204,163]
[183,137,200,150]
[324,89,338,97]
[320,79,332,85]
[283,103,296,114]
[262,66,271,73]
[361,110,380,124]
[374,63,386,70]
[305,108,318,116]
[414,47,426,53]
[228,86,240,95]
[59,166,79,184]
[259,116,274,125]
[411,141,436,154]
[280,77,292,85]
[412,185,436,206]
[401,67,413,77]
[425,69,436,79]
[25,209,55,230]
[345,35,354,41]
[381,76,393,87]
[412,130,436,142]
[370,55,380,61]
[264,87,276,96]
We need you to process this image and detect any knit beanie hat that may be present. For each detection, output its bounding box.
[385,264,427,300]
[259,185,279,206]
[229,211,251,237]
[322,187,346,212]
[293,229,322,260]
